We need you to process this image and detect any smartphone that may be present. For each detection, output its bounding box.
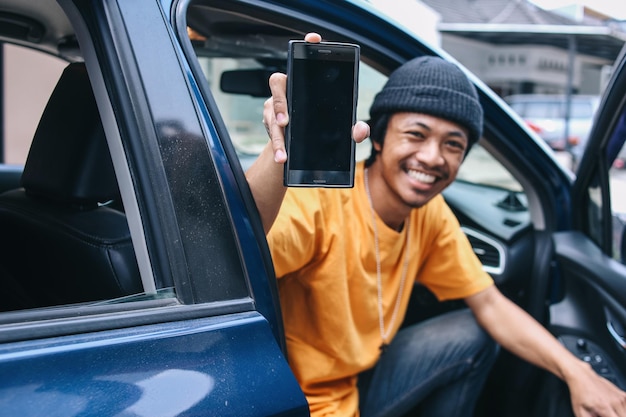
[284,40,360,187]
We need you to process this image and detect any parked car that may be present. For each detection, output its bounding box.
[0,1,625,416]
[505,94,600,166]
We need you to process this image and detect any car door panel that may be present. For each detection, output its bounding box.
[0,312,308,417]
[551,231,626,390]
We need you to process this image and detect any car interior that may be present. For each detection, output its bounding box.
[184,0,533,316]
[181,4,551,413]
[183,2,626,415]
[0,62,141,312]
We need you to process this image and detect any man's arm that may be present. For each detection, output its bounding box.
[466,285,626,417]
[245,32,369,234]
[244,67,293,234]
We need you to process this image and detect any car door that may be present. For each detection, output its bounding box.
[543,45,626,414]
[0,0,308,415]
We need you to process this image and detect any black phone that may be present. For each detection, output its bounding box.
[284,40,360,187]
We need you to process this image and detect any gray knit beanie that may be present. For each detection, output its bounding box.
[369,56,483,147]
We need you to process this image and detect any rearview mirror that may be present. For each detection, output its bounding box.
[220,69,275,97]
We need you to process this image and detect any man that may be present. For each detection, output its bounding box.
[246,33,626,417]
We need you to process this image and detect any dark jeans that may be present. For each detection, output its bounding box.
[358,309,498,417]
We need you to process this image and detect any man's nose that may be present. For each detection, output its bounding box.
[415,139,444,166]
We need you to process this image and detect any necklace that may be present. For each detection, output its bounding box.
[364,168,411,353]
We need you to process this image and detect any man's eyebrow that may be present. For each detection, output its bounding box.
[447,130,467,139]
[408,121,431,131]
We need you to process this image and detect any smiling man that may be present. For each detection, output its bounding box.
[245,33,626,417]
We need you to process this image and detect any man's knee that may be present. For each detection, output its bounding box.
[415,308,499,370]
[456,309,499,376]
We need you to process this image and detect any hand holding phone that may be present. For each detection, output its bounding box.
[284,40,360,187]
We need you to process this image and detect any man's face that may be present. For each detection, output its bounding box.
[373,112,469,209]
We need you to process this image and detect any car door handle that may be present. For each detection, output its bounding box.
[607,320,626,349]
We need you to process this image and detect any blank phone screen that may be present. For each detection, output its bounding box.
[289,53,356,172]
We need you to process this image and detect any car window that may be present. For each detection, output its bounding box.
[191,40,522,194]
[608,111,626,263]
[507,97,598,120]
[0,41,175,314]
[526,101,561,118]
[3,44,66,165]
[1,0,263,322]
[457,144,522,192]
[584,104,626,265]
[571,101,595,118]
[194,56,384,170]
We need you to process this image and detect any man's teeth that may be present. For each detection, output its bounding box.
[408,169,436,184]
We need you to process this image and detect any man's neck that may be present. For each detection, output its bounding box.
[363,164,412,232]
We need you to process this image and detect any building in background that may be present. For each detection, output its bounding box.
[421,0,626,97]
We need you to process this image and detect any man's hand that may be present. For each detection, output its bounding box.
[262,32,369,164]
[566,361,626,416]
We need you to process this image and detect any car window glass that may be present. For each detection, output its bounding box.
[194,56,384,170]
[607,111,626,263]
[0,43,171,315]
[3,44,66,164]
[586,106,626,264]
[571,101,594,118]
[457,144,522,192]
[527,102,560,118]
[508,102,524,115]
[192,45,522,194]
[586,171,604,248]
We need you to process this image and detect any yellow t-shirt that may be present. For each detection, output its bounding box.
[267,161,494,417]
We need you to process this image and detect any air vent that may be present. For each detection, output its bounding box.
[468,236,500,265]
[461,227,505,275]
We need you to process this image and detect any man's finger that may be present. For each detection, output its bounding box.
[268,116,287,164]
[353,121,370,144]
[304,32,322,43]
[263,96,287,163]
[268,72,288,127]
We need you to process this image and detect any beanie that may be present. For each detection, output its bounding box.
[369,56,483,147]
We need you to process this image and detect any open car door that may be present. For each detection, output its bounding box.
[545,44,626,413]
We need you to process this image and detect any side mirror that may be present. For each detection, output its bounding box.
[220,69,276,97]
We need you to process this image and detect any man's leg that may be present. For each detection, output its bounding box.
[358,308,498,417]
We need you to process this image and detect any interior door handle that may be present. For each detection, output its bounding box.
[607,321,626,349]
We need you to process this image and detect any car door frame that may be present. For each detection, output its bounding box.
[549,44,626,391]
[0,0,309,415]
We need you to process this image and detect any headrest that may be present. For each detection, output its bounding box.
[21,62,119,206]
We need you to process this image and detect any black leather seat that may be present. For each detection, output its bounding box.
[0,63,142,311]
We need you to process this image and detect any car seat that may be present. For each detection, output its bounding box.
[0,62,142,311]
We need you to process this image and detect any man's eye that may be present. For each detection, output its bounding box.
[407,131,425,139]
[447,140,466,151]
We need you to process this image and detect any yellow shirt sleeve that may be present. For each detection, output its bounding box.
[267,187,325,278]
[414,195,494,301]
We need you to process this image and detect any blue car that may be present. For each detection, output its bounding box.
[0,0,625,416]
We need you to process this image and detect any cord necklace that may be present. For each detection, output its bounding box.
[364,168,411,353]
